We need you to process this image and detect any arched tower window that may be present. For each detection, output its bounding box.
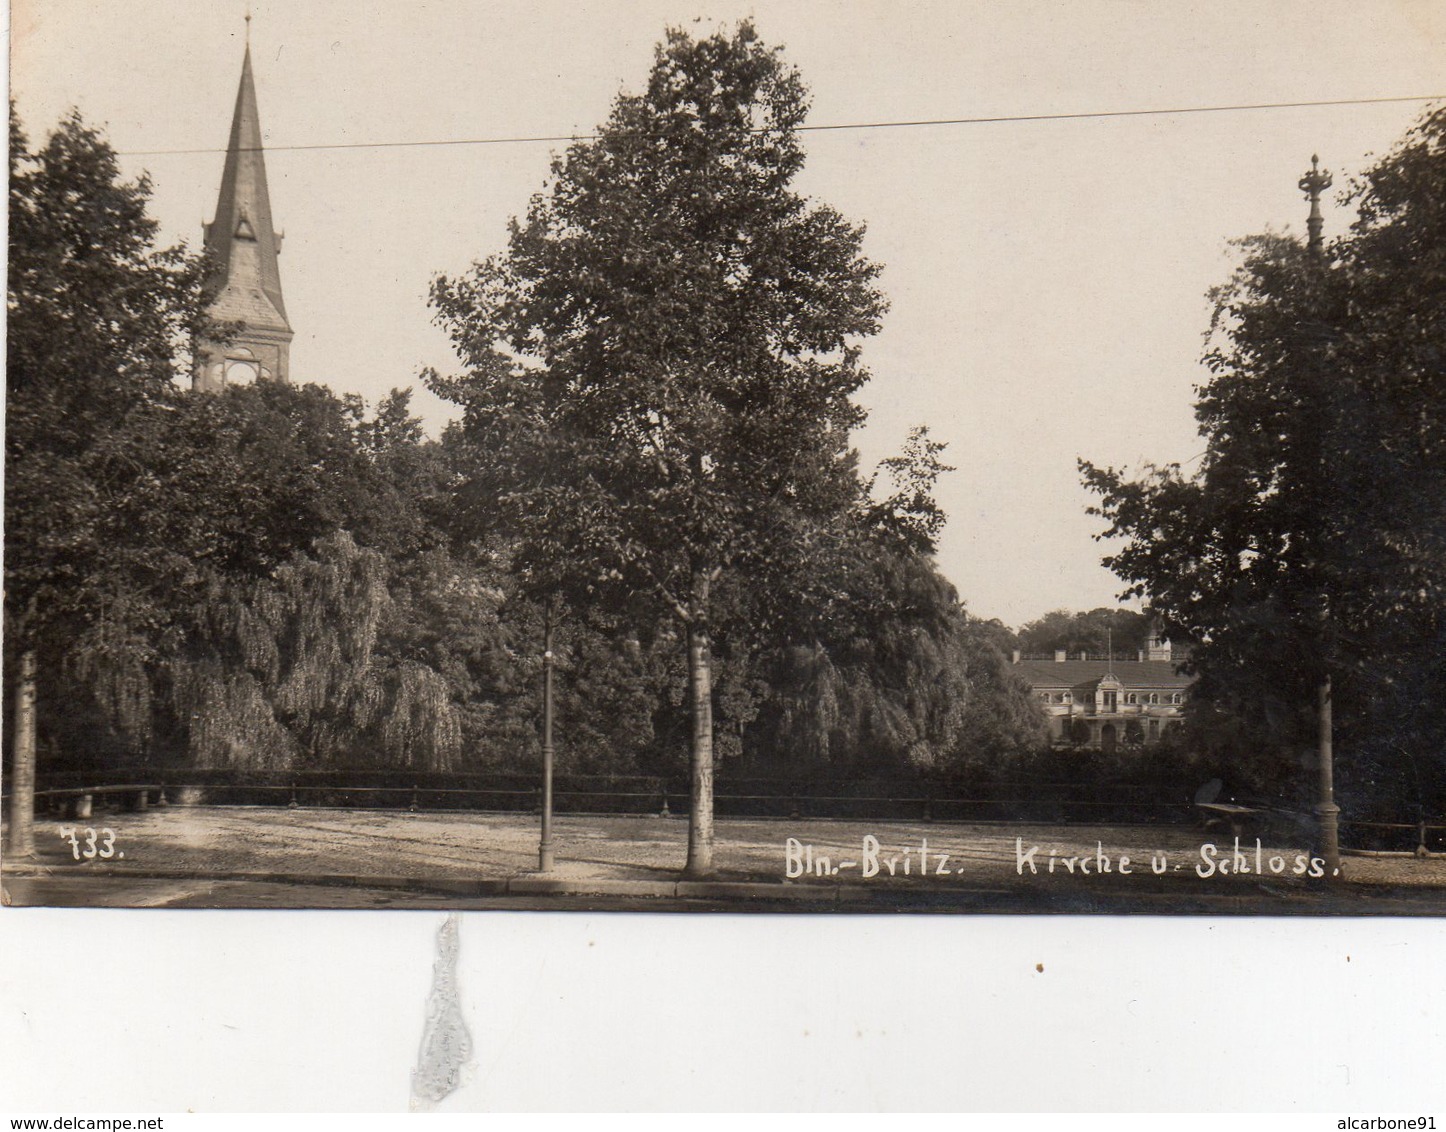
[225,358,259,385]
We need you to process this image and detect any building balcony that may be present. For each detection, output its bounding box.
[1059,703,1180,718]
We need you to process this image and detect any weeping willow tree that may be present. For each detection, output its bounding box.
[7,108,480,782]
[747,547,1046,776]
[51,533,465,773]
[763,630,970,771]
[57,598,167,767]
[175,534,463,771]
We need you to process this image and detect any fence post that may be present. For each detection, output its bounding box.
[288,784,299,809]
[410,785,420,813]
[1417,820,1430,859]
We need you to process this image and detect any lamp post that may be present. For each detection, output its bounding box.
[538,602,556,873]
[1300,154,1330,254]
[1298,153,1341,879]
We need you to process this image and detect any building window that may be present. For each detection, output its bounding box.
[1148,693,1159,705]
[225,358,259,386]
[1061,692,1072,704]
[1148,719,1160,738]
[1171,693,1183,705]
[1125,693,1137,705]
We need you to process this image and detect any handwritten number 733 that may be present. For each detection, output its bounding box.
[58,826,121,860]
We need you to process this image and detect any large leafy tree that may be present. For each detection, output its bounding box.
[1016,607,1152,659]
[6,107,479,785]
[1082,107,1446,814]
[52,384,468,771]
[7,108,210,850]
[7,108,209,643]
[429,23,887,873]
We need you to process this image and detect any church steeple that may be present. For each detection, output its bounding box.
[194,39,293,391]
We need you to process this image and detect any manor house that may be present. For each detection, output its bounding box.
[1012,634,1193,751]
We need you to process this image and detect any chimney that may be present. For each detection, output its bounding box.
[1054,650,1066,663]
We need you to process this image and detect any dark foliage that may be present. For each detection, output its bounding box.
[1082,108,1446,816]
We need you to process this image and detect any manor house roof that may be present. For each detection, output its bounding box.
[1014,659,1192,690]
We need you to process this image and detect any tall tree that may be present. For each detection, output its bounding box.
[1082,108,1446,814]
[7,108,208,634]
[6,109,208,849]
[428,23,886,874]
[7,109,530,788]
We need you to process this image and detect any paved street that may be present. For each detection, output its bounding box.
[5,805,1445,912]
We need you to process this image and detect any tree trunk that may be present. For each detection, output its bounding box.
[8,649,38,858]
[684,573,715,877]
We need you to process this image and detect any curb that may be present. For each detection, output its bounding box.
[510,877,675,898]
[2,863,856,902]
[8,864,1446,913]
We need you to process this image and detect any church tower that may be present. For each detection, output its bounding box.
[194,37,293,391]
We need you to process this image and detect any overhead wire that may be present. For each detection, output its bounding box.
[117,92,1445,157]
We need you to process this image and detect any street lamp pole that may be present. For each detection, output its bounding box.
[1299,153,1341,879]
[538,601,556,873]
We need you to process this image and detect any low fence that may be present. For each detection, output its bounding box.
[6,767,1443,853]
[15,767,1210,822]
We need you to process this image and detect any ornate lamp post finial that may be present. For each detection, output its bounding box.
[1299,154,1333,255]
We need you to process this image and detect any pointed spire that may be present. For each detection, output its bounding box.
[194,38,293,390]
[206,43,288,321]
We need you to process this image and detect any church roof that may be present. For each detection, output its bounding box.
[1014,659,1193,690]
[204,45,290,330]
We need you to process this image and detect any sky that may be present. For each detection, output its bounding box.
[10,0,1446,627]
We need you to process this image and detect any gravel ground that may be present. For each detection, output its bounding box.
[6,805,1445,908]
